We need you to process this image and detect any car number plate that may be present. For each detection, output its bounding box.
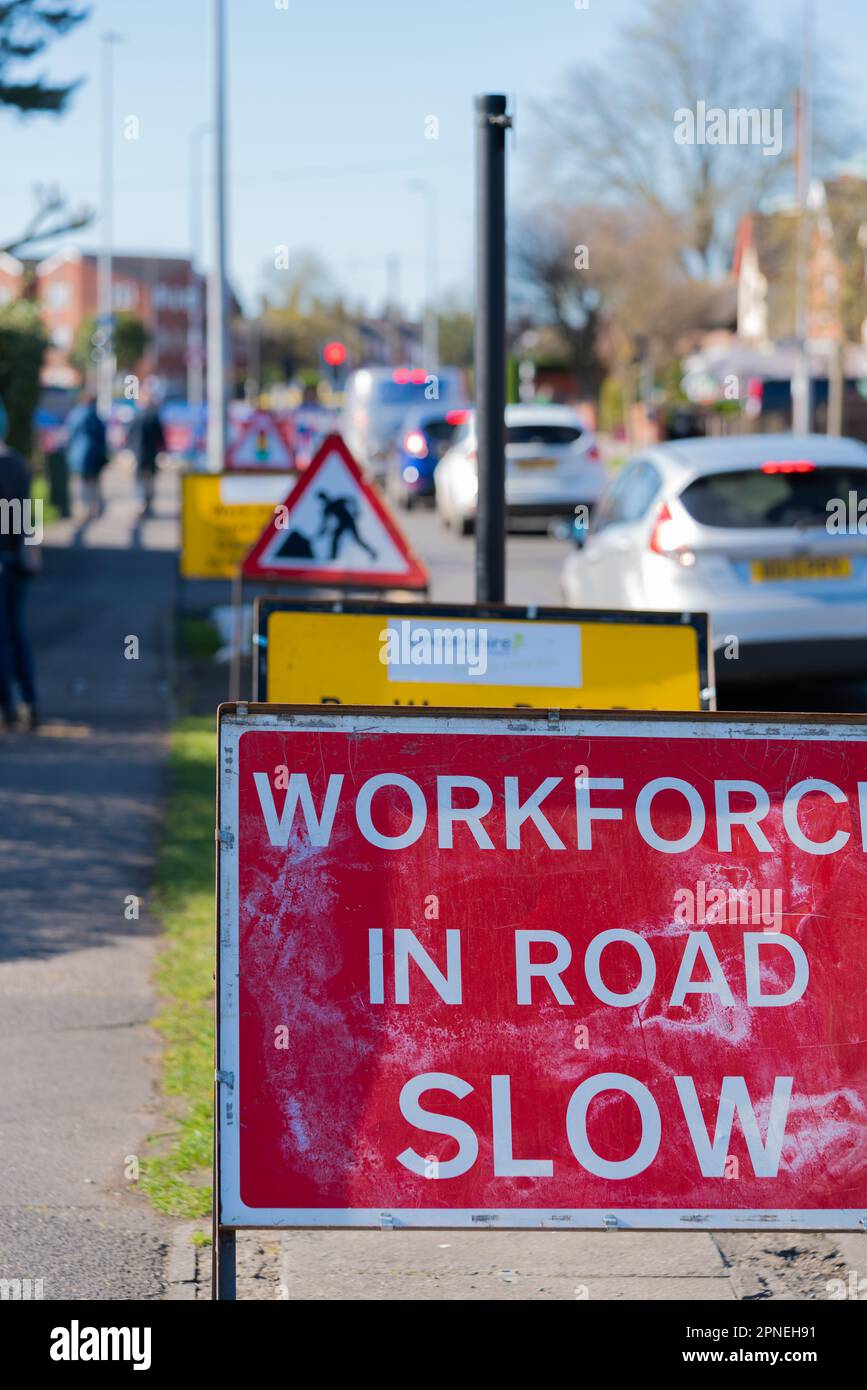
[514,456,556,470]
[751,556,853,582]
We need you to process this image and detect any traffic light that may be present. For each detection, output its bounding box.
[323,340,347,368]
[322,340,347,390]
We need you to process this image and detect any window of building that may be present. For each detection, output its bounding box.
[45,281,71,309]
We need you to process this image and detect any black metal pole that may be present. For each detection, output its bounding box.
[216,1227,236,1300]
[474,93,511,604]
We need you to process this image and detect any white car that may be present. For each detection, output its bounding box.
[560,433,867,683]
[434,404,606,534]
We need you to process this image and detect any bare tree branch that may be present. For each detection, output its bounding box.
[1,182,93,255]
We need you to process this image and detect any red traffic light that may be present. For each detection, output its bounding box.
[323,340,347,368]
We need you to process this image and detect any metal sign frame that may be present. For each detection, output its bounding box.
[252,597,716,709]
[215,702,867,1297]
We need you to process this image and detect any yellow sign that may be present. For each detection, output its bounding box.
[180,472,293,580]
[256,602,712,711]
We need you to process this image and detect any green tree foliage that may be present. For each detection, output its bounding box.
[597,376,625,435]
[113,313,150,373]
[0,1,87,115]
[71,312,151,379]
[0,299,47,456]
[259,250,360,381]
[436,302,474,367]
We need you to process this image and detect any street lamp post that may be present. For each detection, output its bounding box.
[188,122,211,410]
[97,32,123,419]
[474,94,511,605]
[207,0,231,472]
[792,3,813,434]
[410,180,439,371]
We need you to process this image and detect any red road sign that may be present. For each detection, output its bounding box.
[226,409,295,471]
[241,433,428,588]
[217,706,867,1230]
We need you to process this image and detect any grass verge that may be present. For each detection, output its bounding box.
[32,475,60,526]
[140,716,216,1218]
[182,616,222,659]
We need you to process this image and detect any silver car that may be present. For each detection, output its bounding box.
[435,403,607,534]
[560,433,867,682]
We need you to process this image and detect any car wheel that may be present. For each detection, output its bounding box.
[460,516,474,537]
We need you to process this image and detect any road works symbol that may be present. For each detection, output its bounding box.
[227,409,294,470]
[242,433,428,589]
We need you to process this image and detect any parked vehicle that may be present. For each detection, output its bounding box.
[560,433,867,682]
[341,367,467,482]
[434,404,605,534]
[385,404,470,507]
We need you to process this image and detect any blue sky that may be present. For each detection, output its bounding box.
[4,0,867,314]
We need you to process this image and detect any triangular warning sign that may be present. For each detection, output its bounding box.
[242,434,429,589]
[227,410,293,470]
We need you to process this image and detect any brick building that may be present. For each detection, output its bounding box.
[35,248,206,395]
[0,252,25,306]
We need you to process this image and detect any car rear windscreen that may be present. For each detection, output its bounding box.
[376,383,436,405]
[422,419,461,444]
[507,424,583,445]
[375,378,460,406]
[678,465,867,529]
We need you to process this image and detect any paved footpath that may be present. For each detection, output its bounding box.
[0,457,177,1300]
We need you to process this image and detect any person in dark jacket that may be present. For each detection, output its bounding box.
[127,391,167,517]
[0,400,39,730]
[67,395,108,519]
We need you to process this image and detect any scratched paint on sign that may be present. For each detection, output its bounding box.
[219,711,867,1228]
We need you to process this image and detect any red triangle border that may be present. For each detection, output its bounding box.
[241,433,429,589]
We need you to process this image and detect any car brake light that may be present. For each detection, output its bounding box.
[403,430,428,458]
[760,460,816,473]
[585,443,601,461]
[446,409,468,426]
[649,503,675,554]
[649,502,695,566]
[410,368,427,384]
[392,368,410,384]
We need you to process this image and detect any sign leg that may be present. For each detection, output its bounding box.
[215,1227,237,1301]
[229,572,243,701]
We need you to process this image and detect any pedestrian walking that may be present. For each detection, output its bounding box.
[0,400,39,731]
[127,390,167,517]
[67,395,108,519]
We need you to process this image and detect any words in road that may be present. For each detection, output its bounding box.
[217,709,867,1229]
